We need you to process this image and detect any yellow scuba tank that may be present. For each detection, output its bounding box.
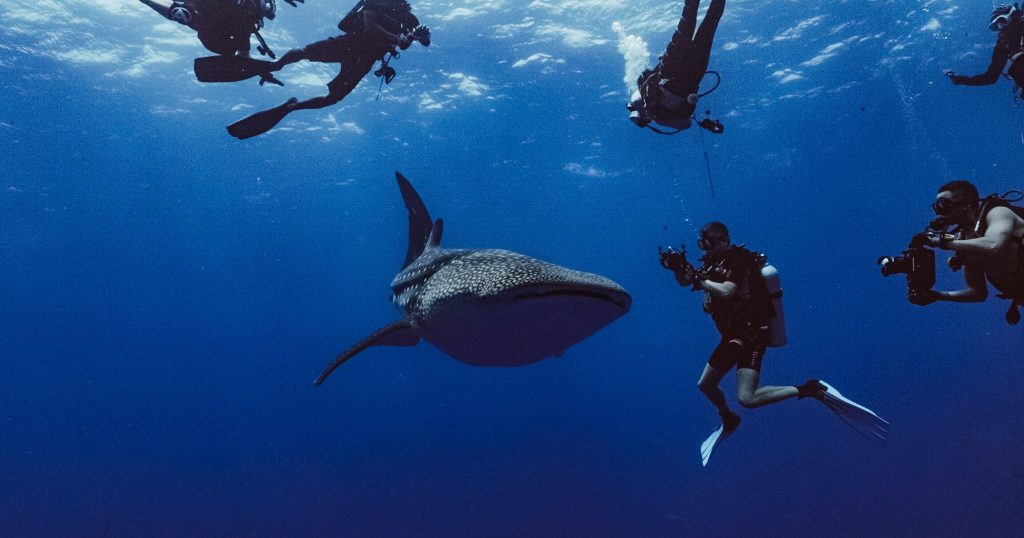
[760,264,787,347]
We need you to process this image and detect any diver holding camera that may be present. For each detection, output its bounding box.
[881,180,1024,324]
[661,223,889,466]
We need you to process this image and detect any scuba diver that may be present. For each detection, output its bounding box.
[203,0,430,139]
[945,4,1024,95]
[911,180,1024,324]
[627,0,726,134]
[660,222,890,466]
[138,0,301,58]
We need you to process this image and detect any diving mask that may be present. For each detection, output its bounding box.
[697,233,727,251]
[991,5,1018,31]
[931,196,975,217]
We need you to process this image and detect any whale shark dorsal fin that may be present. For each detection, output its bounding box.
[396,172,433,269]
[426,219,444,250]
[314,317,421,386]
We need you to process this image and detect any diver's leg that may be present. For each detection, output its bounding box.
[138,0,174,19]
[735,368,798,409]
[690,0,726,77]
[273,36,347,70]
[289,60,375,111]
[676,0,701,41]
[697,363,731,416]
[273,48,310,69]
[659,0,701,75]
[288,93,345,112]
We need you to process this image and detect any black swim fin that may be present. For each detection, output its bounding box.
[194,55,278,83]
[226,98,298,139]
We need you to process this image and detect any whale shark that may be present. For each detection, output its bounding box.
[314,172,632,385]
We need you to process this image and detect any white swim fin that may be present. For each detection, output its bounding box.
[819,381,890,442]
[700,425,727,467]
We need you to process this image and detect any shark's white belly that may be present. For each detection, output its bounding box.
[415,292,629,366]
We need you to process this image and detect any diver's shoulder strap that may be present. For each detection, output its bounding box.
[976,198,1024,235]
[730,245,766,266]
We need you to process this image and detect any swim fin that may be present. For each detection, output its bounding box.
[194,55,278,83]
[818,381,890,442]
[700,425,731,467]
[700,412,740,467]
[227,98,298,139]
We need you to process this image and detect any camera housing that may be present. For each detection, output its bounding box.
[878,242,936,299]
[658,245,696,285]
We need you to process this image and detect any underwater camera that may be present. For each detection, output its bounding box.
[658,245,696,283]
[878,233,936,301]
[658,245,686,269]
[411,25,431,47]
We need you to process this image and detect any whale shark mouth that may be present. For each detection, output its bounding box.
[512,288,632,311]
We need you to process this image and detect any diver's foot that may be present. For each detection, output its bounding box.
[720,410,741,434]
[796,379,826,400]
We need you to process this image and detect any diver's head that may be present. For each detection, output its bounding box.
[262,0,277,20]
[990,4,1020,31]
[627,90,651,127]
[698,221,731,253]
[933,179,980,226]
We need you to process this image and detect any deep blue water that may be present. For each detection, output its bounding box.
[2,1,1023,536]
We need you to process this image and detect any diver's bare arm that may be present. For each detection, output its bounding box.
[951,47,1005,85]
[697,279,738,300]
[138,0,174,19]
[943,208,1017,256]
[935,265,988,303]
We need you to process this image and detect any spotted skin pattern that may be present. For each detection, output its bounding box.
[392,248,626,315]
[314,174,631,385]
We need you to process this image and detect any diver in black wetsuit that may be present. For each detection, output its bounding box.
[137,0,299,57]
[946,4,1024,95]
[224,0,430,139]
[627,0,726,133]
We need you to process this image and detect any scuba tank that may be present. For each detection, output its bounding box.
[709,246,788,347]
[339,0,366,33]
[760,264,787,347]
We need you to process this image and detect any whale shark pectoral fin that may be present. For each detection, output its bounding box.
[314,318,421,386]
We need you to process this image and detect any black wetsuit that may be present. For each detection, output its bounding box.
[225,3,424,139]
[183,0,257,56]
[701,247,768,372]
[284,5,419,103]
[642,0,726,124]
[950,19,1024,91]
